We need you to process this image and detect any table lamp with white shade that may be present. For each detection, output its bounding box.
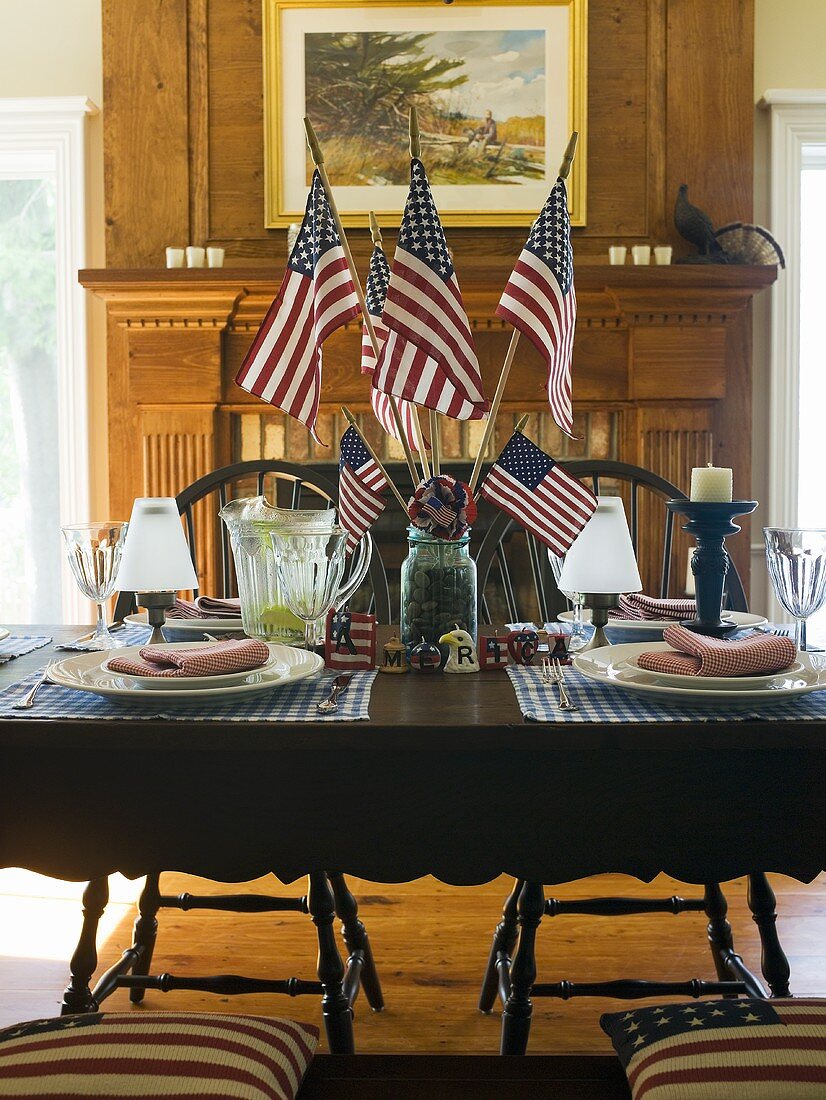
[117,498,199,644]
[557,496,642,651]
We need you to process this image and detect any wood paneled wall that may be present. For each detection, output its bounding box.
[102,0,754,268]
[94,0,769,597]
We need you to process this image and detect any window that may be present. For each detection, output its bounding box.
[0,99,96,623]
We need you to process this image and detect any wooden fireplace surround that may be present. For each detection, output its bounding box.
[80,262,774,598]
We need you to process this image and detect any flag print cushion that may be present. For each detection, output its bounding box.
[637,624,796,678]
[601,998,826,1099]
[0,1012,318,1098]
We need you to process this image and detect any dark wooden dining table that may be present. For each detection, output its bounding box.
[2,624,825,1046]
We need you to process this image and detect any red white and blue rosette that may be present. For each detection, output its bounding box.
[407,474,477,541]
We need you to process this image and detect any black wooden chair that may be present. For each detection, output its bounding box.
[475,459,747,626]
[473,460,789,1054]
[68,461,388,1054]
[113,459,390,623]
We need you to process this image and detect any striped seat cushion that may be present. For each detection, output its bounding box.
[0,1012,318,1098]
[601,998,826,1098]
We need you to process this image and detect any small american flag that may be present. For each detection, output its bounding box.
[480,431,596,554]
[496,178,576,437]
[372,159,488,421]
[361,242,391,375]
[235,171,360,443]
[361,242,426,454]
[338,425,386,553]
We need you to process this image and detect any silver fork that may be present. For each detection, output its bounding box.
[317,673,353,714]
[13,662,58,710]
[540,657,577,711]
[551,658,578,711]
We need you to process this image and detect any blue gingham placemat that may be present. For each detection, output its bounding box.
[0,635,52,660]
[54,623,154,651]
[507,665,826,723]
[0,668,377,722]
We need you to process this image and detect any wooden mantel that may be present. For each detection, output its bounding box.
[81,263,776,595]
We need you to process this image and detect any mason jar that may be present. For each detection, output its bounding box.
[400,527,477,648]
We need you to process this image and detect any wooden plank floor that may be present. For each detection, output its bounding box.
[2,871,825,1053]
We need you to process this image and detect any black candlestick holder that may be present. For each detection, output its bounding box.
[665,499,758,638]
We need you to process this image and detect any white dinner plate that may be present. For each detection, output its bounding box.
[49,643,323,703]
[573,641,826,703]
[559,610,768,633]
[623,655,806,690]
[102,642,285,691]
[125,611,245,635]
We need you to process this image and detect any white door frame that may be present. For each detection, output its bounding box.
[0,97,98,620]
[759,90,826,530]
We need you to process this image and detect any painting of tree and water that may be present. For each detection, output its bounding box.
[305,29,547,188]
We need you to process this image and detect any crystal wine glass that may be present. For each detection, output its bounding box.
[271,528,371,650]
[61,522,129,649]
[548,550,588,651]
[764,527,826,651]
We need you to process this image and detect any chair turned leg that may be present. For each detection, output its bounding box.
[479,878,524,1013]
[128,873,162,1004]
[748,873,791,997]
[309,871,355,1054]
[62,877,109,1014]
[327,872,384,1012]
[703,883,738,994]
[500,881,544,1055]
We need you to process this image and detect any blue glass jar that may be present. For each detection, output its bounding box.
[400,527,477,648]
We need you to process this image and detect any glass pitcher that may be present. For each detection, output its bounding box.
[220,495,337,643]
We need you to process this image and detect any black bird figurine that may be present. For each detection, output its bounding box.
[674,184,727,262]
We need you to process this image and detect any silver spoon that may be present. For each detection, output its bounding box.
[317,673,353,714]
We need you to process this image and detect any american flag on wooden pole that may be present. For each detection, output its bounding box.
[480,430,596,555]
[361,240,427,455]
[372,158,489,421]
[496,177,577,437]
[235,170,360,443]
[338,425,387,553]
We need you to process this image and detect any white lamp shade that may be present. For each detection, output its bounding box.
[117,498,199,592]
[557,496,642,594]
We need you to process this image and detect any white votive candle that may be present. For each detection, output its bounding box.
[690,463,733,502]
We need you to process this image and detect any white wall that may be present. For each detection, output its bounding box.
[752,0,826,610]
[0,0,106,517]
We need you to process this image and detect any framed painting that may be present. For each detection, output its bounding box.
[262,0,587,228]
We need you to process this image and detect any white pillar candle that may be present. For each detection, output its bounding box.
[206,246,225,268]
[165,247,185,268]
[690,463,733,502]
[186,245,206,268]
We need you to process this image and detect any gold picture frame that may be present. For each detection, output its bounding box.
[263,0,587,228]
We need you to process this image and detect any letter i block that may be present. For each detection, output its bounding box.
[478,634,509,670]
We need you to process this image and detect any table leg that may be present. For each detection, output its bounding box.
[62,877,108,1014]
[309,871,354,1054]
[479,878,523,1013]
[328,871,384,1012]
[500,881,544,1055]
[748,872,791,997]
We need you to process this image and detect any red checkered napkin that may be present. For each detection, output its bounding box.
[609,593,696,621]
[637,624,796,677]
[108,639,270,678]
[166,596,242,619]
